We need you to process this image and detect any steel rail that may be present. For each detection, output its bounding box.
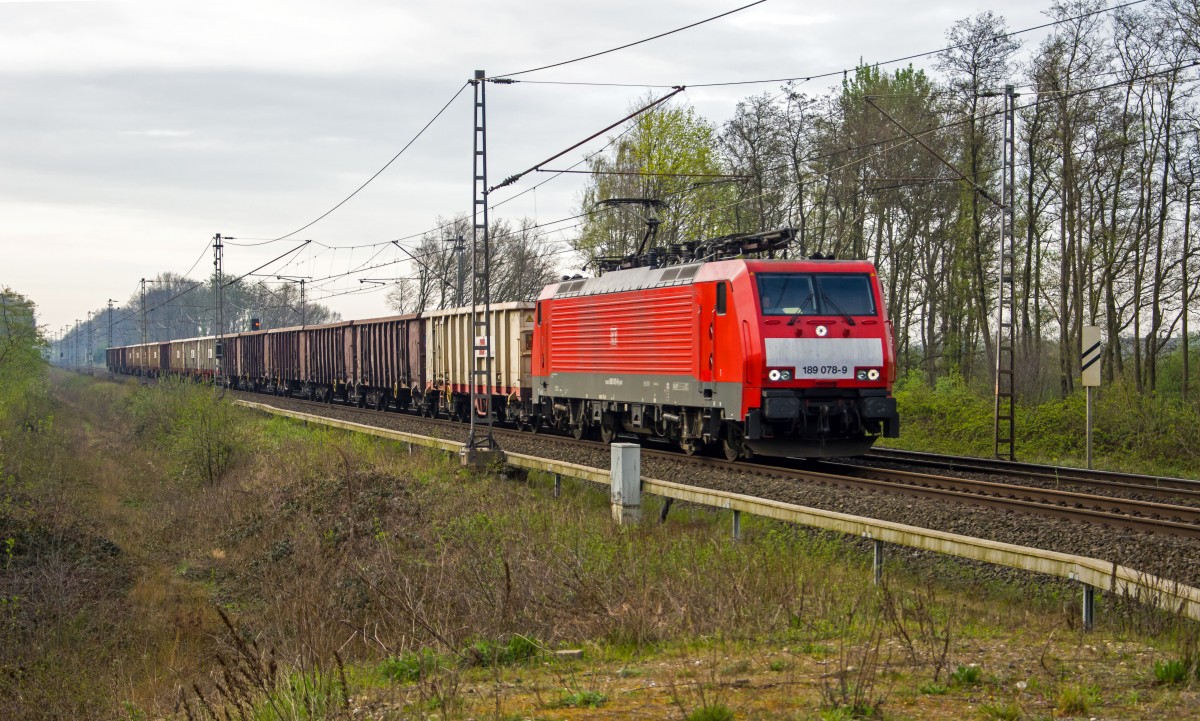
[868,447,1200,497]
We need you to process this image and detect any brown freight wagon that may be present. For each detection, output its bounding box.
[227,331,267,390]
[348,314,425,411]
[168,338,189,375]
[300,321,353,401]
[264,326,302,395]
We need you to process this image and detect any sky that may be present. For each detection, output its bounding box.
[0,0,1059,334]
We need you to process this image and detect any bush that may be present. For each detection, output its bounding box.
[1153,658,1191,685]
[552,689,606,708]
[121,380,245,484]
[378,649,443,683]
[687,703,736,721]
[949,664,981,686]
[1055,683,1100,715]
[463,634,540,667]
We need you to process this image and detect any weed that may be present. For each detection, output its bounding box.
[768,659,791,672]
[979,701,1022,720]
[917,682,947,695]
[378,648,443,683]
[879,578,956,683]
[551,689,607,708]
[818,597,890,719]
[1055,683,1100,715]
[720,659,752,676]
[949,663,982,686]
[687,703,736,721]
[464,634,541,667]
[1153,658,1191,685]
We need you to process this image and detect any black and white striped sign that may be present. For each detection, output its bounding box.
[1081,325,1102,387]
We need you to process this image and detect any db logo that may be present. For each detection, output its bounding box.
[816,325,828,337]
[610,327,618,346]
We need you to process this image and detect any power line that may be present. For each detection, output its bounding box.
[268,81,471,242]
[502,0,1150,90]
[223,241,312,288]
[491,0,768,79]
[491,86,686,191]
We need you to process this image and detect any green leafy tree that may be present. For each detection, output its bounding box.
[575,99,736,263]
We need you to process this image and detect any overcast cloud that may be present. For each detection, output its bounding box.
[1,0,1055,331]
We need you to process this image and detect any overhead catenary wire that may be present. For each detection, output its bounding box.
[223,241,312,288]
[490,86,686,191]
[267,81,471,242]
[491,0,768,79]
[500,0,1149,90]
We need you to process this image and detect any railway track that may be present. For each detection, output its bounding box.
[867,447,1200,502]
[232,390,1200,541]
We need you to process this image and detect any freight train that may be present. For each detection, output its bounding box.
[107,229,899,459]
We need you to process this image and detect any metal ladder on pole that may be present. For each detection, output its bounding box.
[464,70,499,462]
[993,85,1017,461]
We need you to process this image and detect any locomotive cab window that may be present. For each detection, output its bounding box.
[716,282,727,315]
[756,273,876,317]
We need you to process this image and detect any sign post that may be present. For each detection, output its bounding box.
[1081,326,1102,469]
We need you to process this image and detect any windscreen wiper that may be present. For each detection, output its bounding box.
[820,292,857,326]
[786,293,814,326]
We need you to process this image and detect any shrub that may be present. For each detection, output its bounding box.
[462,634,540,667]
[687,703,736,721]
[1055,683,1100,715]
[552,689,606,708]
[979,701,1022,720]
[1152,658,1191,685]
[121,380,245,484]
[378,649,443,683]
[949,664,981,686]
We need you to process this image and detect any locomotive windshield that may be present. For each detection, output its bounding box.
[757,273,876,317]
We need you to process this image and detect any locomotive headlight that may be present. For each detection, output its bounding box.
[780,370,791,381]
[856,369,868,381]
[867,368,880,381]
[768,369,782,381]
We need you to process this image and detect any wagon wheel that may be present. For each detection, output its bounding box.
[598,412,618,444]
[722,425,744,462]
[571,422,586,441]
[680,438,699,456]
[376,393,387,412]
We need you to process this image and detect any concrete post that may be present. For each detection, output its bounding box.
[732,510,742,540]
[553,472,562,499]
[610,443,641,525]
[1082,583,1095,631]
[873,540,884,586]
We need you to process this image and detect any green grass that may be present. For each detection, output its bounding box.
[949,664,982,687]
[551,689,607,708]
[1056,683,1100,715]
[687,703,736,721]
[378,649,443,684]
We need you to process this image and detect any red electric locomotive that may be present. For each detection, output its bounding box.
[531,230,899,459]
